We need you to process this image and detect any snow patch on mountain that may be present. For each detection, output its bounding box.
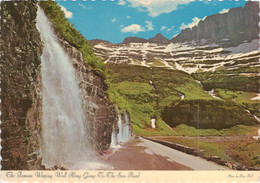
[91,40,260,75]
[224,39,259,54]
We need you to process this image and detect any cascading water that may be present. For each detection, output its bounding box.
[36,7,107,169]
[110,129,118,148]
[110,112,131,148]
[118,113,131,142]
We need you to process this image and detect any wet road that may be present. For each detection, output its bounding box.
[101,138,230,170]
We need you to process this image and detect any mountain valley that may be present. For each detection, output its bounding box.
[89,1,260,169]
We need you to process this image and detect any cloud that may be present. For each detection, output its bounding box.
[121,21,153,33]
[126,16,131,19]
[179,16,206,30]
[218,8,229,14]
[78,3,93,10]
[145,21,154,31]
[118,0,126,6]
[166,25,174,32]
[160,25,174,32]
[126,0,191,17]
[121,24,145,33]
[160,26,166,31]
[59,5,73,19]
[120,24,124,27]
[111,18,117,23]
[78,3,87,9]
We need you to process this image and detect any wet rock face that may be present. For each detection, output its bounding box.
[162,100,258,130]
[59,38,117,154]
[1,1,43,170]
[172,1,259,47]
[1,0,117,170]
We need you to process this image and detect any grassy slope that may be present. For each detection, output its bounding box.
[174,124,258,136]
[170,137,233,162]
[191,68,260,93]
[106,64,215,136]
[171,67,260,167]
[215,89,259,103]
[107,64,259,167]
[191,66,260,119]
[157,136,260,166]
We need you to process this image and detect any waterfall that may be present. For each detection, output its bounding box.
[36,7,106,169]
[110,129,118,148]
[110,112,131,148]
[206,89,222,99]
[119,112,131,142]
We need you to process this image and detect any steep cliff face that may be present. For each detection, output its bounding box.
[58,37,117,153]
[162,100,259,130]
[1,1,43,170]
[1,1,117,170]
[172,1,259,46]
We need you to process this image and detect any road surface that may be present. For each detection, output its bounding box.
[101,137,230,170]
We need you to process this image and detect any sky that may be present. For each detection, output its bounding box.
[57,0,247,44]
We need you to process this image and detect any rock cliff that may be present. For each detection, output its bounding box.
[1,1,117,170]
[58,37,117,153]
[162,100,259,130]
[171,1,259,46]
[1,1,43,170]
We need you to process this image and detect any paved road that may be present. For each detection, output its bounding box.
[101,138,230,170]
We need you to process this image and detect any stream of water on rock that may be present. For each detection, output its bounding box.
[110,112,131,148]
[36,7,108,169]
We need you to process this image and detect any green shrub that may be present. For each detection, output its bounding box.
[39,1,105,74]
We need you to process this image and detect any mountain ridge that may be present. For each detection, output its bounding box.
[93,1,258,47]
[171,1,259,46]
[122,33,169,45]
[123,37,149,44]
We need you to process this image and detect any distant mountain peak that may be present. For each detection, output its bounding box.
[122,33,169,45]
[149,33,169,45]
[155,33,164,37]
[123,37,148,44]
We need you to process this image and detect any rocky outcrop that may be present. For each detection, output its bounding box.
[148,33,169,45]
[172,1,259,46]
[88,39,113,46]
[58,37,117,153]
[162,100,258,130]
[122,33,169,45]
[1,1,43,170]
[123,37,148,44]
